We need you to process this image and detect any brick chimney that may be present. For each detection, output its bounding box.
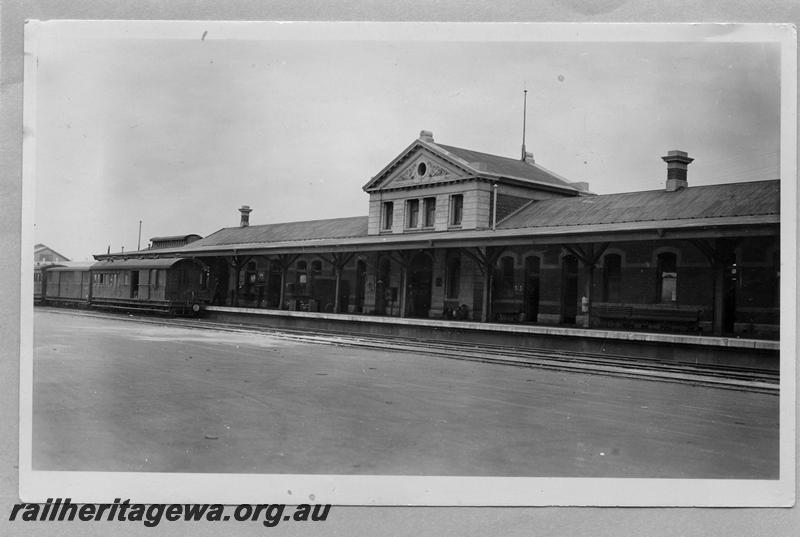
[239,205,252,227]
[419,130,434,143]
[661,150,693,192]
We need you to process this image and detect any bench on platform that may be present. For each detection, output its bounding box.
[593,304,702,332]
[492,302,524,323]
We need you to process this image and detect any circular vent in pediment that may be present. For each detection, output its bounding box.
[416,162,427,177]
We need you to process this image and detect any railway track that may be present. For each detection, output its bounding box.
[38,307,780,394]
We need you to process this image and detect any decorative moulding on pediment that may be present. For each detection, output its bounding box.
[370,147,471,192]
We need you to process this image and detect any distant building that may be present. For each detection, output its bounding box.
[34,244,70,266]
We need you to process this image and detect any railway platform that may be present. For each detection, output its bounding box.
[203,306,780,372]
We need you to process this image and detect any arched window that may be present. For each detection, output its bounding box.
[603,254,622,302]
[445,254,461,299]
[657,252,677,302]
[311,260,322,273]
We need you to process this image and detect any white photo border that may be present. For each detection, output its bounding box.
[19,20,797,507]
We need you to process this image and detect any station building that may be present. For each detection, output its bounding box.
[95,130,780,339]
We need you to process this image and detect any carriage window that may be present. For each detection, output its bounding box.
[297,261,307,271]
[445,254,461,299]
[603,254,622,302]
[657,252,677,302]
[311,260,322,273]
[450,194,463,226]
[382,201,394,231]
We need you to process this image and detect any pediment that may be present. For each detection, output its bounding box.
[367,145,470,192]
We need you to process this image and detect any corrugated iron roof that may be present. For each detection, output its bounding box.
[190,216,369,247]
[497,180,779,230]
[435,144,581,192]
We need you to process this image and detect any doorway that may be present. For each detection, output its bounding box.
[355,259,367,313]
[130,270,139,299]
[375,258,391,315]
[561,255,579,324]
[408,252,433,318]
[524,256,541,322]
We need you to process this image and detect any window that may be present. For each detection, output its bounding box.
[450,194,463,226]
[445,254,461,299]
[406,199,419,228]
[150,269,159,288]
[382,201,393,230]
[603,254,622,302]
[657,252,677,302]
[311,260,322,273]
[423,197,436,227]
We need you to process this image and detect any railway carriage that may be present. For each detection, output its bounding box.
[90,257,212,315]
[40,262,94,307]
[33,264,54,303]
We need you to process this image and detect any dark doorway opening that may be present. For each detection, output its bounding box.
[561,255,579,324]
[723,262,738,334]
[524,256,540,322]
[130,270,139,299]
[375,258,391,315]
[408,252,433,318]
[355,260,367,313]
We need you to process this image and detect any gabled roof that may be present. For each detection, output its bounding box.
[188,216,369,248]
[497,180,779,230]
[363,136,583,195]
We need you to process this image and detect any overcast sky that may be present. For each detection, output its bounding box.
[29,23,781,261]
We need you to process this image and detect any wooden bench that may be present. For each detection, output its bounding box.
[593,304,701,332]
[633,307,701,331]
[492,303,523,323]
[593,305,632,321]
